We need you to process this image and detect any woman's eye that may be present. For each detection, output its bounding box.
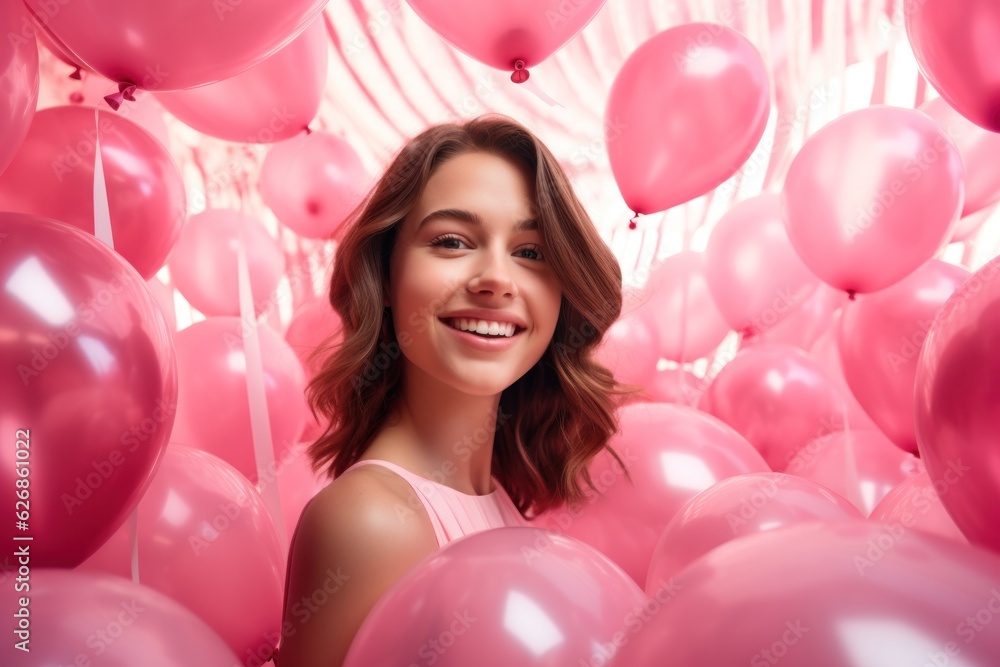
[430,235,544,261]
[518,245,544,261]
[430,234,466,250]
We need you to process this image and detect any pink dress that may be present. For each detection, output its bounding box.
[341,459,528,547]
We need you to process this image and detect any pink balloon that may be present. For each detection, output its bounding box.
[404,0,605,76]
[0,213,176,568]
[700,342,847,471]
[647,472,861,585]
[607,23,770,214]
[0,570,240,667]
[284,297,343,377]
[951,203,997,244]
[0,0,38,174]
[260,130,369,239]
[593,310,661,388]
[167,209,286,317]
[704,193,819,336]
[807,322,879,432]
[640,367,705,407]
[920,96,1000,217]
[782,105,964,294]
[616,520,1000,666]
[871,471,968,544]
[749,282,846,350]
[146,279,177,333]
[77,446,285,662]
[24,0,328,91]
[915,256,1000,555]
[838,259,970,453]
[534,402,768,587]
[638,251,731,362]
[0,105,186,280]
[786,430,922,516]
[275,444,328,543]
[155,17,326,142]
[343,527,644,667]
[906,0,1000,132]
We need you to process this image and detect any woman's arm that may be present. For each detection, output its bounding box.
[275,469,439,667]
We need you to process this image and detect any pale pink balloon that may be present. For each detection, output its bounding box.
[915,255,1000,555]
[641,367,705,407]
[0,0,38,174]
[704,193,819,336]
[0,213,176,568]
[749,282,846,350]
[167,209,286,317]
[647,472,861,585]
[920,96,1000,217]
[616,520,1000,666]
[275,445,328,544]
[782,105,964,294]
[404,0,605,76]
[75,446,285,663]
[343,527,644,667]
[607,23,770,214]
[24,0,328,91]
[638,251,731,362]
[156,17,327,143]
[699,342,847,471]
[838,259,969,453]
[260,130,369,239]
[786,430,922,516]
[535,402,768,587]
[171,317,308,483]
[284,297,343,377]
[0,570,240,667]
[594,310,661,388]
[906,0,1000,132]
[808,322,879,432]
[951,203,998,244]
[0,105,186,280]
[870,471,967,544]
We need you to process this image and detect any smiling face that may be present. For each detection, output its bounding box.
[387,150,563,397]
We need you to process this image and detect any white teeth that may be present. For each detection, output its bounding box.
[447,318,516,337]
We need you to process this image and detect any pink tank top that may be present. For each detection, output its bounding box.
[341,459,528,547]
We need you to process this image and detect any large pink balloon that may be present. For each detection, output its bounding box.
[915,256,1000,555]
[343,527,644,667]
[260,130,369,239]
[167,209,286,317]
[782,105,964,294]
[275,444,328,544]
[78,446,285,662]
[23,0,328,91]
[786,430,922,516]
[871,471,967,544]
[284,297,344,377]
[647,472,861,585]
[607,23,769,214]
[0,105,186,280]
[172,317,308,483]
[705,193,819,336]
[0,1,38,174]
[404,0,605,76]
[593,310,661,388]
[0,213,176,568]
[807,321,879,432]
[534,402,768,587]
[616,520,1000,666]
[906,0,1000,132]
[638,251,731,362]
[838,259,969,453]
[700,342,847,471]
[0,570,240,667]
[920,96,1000,217]
[155,17,327,142]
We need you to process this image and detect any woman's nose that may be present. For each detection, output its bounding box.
[467,249,518,298]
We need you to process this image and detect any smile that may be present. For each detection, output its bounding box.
[439,318,524,350]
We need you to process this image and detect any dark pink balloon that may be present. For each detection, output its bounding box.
[906,0,1000,132]
[0,213,176,568]
[171,317,308,483]
[155,17,327,142]
[0,570,240,666]
[594,310,661,388]
[23,0,328,91]
[616,520,1000,666]
[607,23,769,214]
[343,527,644,667]
[871,471,967,544]
[915,256,1000,555]
[0,0,38,174]
[750,282,846,350]
[0,105,186,280]
[285,297,343,377]
[782,105,964,294]
[700,342,847,471]
[536,402,768,587]
[838,259,969,453]
[167,209,286,317]
[705,193,819,336]
[647,472,861,585]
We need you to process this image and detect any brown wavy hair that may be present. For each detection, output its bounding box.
[305,114,643,517]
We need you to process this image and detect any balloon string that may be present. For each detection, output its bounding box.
[515,75,565,108]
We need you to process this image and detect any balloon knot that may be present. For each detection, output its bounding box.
[119,82,137,102]
[103,91,124,111]
[847,289,857,301]
[511,59,529,84]
[628,212,641,230]
[304,126,313,135]
[69,66,82,80]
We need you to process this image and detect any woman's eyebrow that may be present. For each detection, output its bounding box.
[417,208,538,233]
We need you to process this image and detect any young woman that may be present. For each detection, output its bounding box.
[276,114,641,667]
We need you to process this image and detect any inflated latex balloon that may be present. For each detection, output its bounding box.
[594,310,661,388]
[870,471,967,544]
[0,0,38,174]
